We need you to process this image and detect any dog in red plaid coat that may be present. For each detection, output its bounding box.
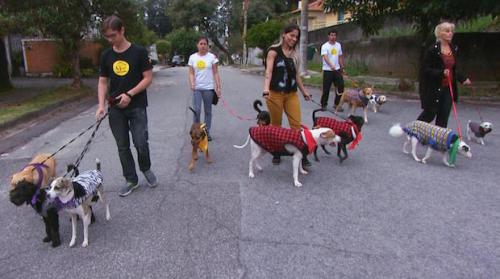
[312,109,365,163]
[234,126,340,187]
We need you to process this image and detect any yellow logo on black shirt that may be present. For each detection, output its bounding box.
[113,60,129,76]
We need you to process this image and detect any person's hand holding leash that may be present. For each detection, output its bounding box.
[463,78,472,85]
[95,107,106,120]
[116,93,132,109]
[303,91,312,101]
[262,90,270,100]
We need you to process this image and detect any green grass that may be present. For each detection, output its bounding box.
[457,15,499,32]
[307,61,368,77]
[0,86,93,125]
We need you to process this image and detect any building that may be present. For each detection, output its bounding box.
[291,0,351,31]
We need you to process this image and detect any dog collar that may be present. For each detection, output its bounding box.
[347,120,362,150]
[27,163,49,206]
[198,123,209,152]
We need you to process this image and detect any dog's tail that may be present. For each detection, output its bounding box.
[389,123,404,137]
[233,135,251,149]
[67,164,79,177]
[96,158,101,171]
[312,108,323,125]
[253,100,263,113]
[189,106,198,119]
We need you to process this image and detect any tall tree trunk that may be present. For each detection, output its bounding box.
[0,38,13,92]
[299,0,308,76]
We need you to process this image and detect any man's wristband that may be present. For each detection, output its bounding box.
[125,92,133,99]
[262,91,270,97]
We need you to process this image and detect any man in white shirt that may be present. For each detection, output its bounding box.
[320,29,346,109]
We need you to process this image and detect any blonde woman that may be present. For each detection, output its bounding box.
[417,21,471,128]
[263,24,312,165]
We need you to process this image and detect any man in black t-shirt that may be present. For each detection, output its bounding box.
[96,15,157,197]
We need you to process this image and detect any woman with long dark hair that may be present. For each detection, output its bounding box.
[262,24,312,165]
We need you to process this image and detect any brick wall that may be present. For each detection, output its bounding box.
[22,39,102,75]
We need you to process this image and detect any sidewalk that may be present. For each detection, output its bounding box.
[238,65,500,105]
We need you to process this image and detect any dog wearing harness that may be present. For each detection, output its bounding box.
[336,87,373,123]
[389,120,472,167]
[312,109,364,163]
[9,154,61,247]
[48,159,110,248]
[369,94,387,113]
[234,126,340,187]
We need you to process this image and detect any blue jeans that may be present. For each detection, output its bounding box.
[192,89,214,133]
[109,106,151,184]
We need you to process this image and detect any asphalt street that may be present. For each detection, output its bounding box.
[1,66,499,278]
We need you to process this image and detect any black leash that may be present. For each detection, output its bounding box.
[310,99,348,121]
[39,112,109,176]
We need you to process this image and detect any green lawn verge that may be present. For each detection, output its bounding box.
[0,85,93,125]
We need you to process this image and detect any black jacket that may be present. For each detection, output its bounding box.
[418,42,466,112]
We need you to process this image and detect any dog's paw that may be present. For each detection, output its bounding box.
[300,169,308,175]
[69,240,76,247]
[81,241,88,248]
[188,163,194,171]
[421,159,427,164]
[43,236,51,243]
[256,165,263,172]
[106,214,111,221]
[206,159,213,164]
[294,181,303,187]
[249,173,255,178]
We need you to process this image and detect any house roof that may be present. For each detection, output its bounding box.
[291,0,324,14]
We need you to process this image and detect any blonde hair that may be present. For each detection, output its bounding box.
[269,24,301,69]
[434,22,455,42]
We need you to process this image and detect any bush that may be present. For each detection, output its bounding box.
[247,20,284,50]
[165,29,201,58]
[52,62,72,78]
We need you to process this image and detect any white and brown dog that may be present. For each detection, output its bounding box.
[234,126,340,187]
[369,94,387,113]
[47,159,110,247]
[467,120,492,145]
[389,120,472,167]
[336,87,374,123]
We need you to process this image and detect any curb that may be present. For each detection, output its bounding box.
[0,94,93,132]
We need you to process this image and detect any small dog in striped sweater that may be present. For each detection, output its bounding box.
[389,121,472,167]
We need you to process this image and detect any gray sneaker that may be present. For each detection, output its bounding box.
[143,170,158,188]
[119,181,139,197]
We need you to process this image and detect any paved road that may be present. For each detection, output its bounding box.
[1,67,499,278]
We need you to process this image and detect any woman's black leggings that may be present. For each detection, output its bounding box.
[417,87,453,128]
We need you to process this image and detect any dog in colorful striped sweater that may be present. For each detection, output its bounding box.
[389,121,472,167]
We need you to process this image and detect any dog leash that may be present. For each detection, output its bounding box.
[469,85,485,122]
[310,99,348,121]
[448,76,463,139]
[219,97,254,121]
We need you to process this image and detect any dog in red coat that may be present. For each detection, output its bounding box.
[312,109,364,163]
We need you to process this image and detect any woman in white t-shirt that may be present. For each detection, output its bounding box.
[188,37,221,141]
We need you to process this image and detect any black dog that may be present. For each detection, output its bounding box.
[254,100,270,126]
[312,109,365,163]
[9,181,61,247]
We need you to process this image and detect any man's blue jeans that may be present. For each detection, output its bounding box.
[109,106,151,184]
[192,89,214,133]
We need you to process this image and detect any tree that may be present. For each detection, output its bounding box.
[165,28,201,58]
[298,0,308,76]
[2,0,149,88]
[144,0,172,37]
[167,0,234,63]
[156,39,172,64]
[0,12,13,92]
[323,0,500,40]
[247,19,284,63]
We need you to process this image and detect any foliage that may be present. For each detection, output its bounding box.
[323,0,500,39]
[144,0,172,37]
[52,62,73,78]
[165,28,201,58]
[246,19,284,50]
[456,15,499,32]
[156,39,172,56]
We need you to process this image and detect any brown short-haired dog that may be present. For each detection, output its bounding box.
[336,87,373,123]
[10,153,56,190]
[188,108,212,171]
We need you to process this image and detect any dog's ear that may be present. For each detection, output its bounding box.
[320,129,335,138]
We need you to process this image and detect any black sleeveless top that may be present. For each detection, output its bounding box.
[268,46,297,93]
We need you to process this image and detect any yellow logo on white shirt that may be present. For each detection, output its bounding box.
[113,60,129,76]
[331,48,337,55]
[196,60,206,70]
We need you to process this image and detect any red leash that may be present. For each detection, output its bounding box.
[220,97,254,121]
[448,76,463,139]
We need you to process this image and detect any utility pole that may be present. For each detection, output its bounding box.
[242,0,250,66]
[299,0,309,77]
